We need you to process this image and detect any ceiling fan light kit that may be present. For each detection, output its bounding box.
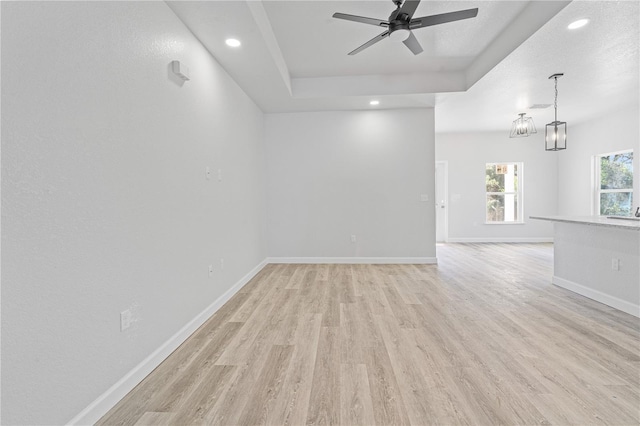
[545,73,567,151]
[389,28,411,42]
[332,0,478,56]
[509,113,537,138]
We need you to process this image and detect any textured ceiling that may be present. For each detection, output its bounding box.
[435,0,640,133]
[167,0,639,133]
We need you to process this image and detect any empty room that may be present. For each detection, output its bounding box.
[2,0,639,425]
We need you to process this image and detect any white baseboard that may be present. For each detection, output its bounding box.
[67,258,269,426]
[267,257,437,264]
[552,275,640,318]
[446,237,554,243]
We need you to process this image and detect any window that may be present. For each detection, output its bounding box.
[596,150,633,216]
[486,162,523,223]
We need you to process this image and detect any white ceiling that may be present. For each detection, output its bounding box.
[167,0,639,133]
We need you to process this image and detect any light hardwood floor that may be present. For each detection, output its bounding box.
[98,243,640,425]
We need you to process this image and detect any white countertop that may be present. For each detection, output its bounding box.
[530,215,640,231]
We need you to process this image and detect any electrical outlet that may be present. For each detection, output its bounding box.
[351,235,357,243]
[220,258,224,270]
[208,264,214,277]
[120,309,132,331]
[611,258,620,271]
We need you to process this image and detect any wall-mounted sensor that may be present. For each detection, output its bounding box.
[171,60,190,81]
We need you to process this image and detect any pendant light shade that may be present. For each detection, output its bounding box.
[509,113,537,138]
[545,120,567,151]
[545,73,567,151]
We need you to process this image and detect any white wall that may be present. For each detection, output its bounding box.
[265,109,436,260]
[436,131,556,241]
[1,2,267,424]
[557,104,640,216]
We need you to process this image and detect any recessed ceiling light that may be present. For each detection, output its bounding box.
[568,19,589,30]
[529,104,552,109]
[225,38,241,47]
[369,100,380,106]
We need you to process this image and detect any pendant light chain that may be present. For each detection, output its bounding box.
[554,76,558,122]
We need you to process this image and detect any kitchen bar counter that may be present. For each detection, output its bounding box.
[531,215,640,317]
[530,215,640,230]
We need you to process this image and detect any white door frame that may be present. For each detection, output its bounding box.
[435,161,449,242]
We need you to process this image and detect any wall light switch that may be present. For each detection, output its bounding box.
[420,194,429,202]
[611,258,620,271]
[351,235,357,243]
[220,258,225,270]
[208,264,214,277]
[120,309,132,331]
[217,169,223,182]
[206,166,211,180]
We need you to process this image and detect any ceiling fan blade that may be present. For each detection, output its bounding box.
[410,8,478,29]
[333,13,389,27]
[348,30,390,55]
[403,31,423,55]
[399,0,421,19]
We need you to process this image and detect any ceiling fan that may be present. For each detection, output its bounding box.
[333,0,479,55]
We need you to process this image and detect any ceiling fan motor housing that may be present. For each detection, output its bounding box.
[388,11,411,41]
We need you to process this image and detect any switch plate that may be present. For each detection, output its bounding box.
[120,309,132,331]
[208,264,214,277]
[351,235,357,243]
[611,258,620,271]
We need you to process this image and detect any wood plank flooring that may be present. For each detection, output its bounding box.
[98,243,640,425]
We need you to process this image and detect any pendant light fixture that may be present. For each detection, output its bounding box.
[509,113,537,138]
[545,73,567,151]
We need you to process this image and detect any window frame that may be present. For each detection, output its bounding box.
[485,162,524,225]
[594,149,634,216]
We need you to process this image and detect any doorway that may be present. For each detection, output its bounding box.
[435,161,448,242]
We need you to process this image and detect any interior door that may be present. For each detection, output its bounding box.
[435,161,448,242]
